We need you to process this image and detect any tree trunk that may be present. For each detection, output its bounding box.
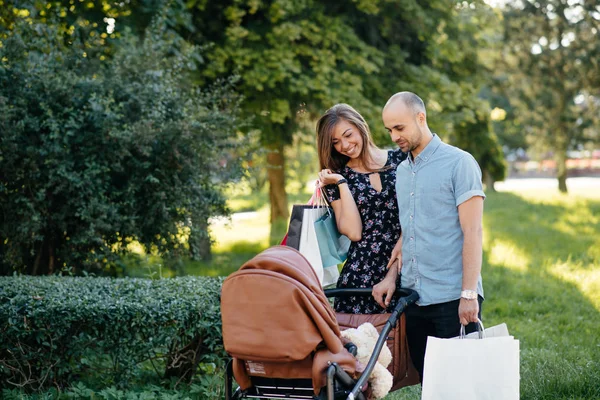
[267,144,289,223]
[195,219,212,261]
[32,241,43,275]
[164,335,204,383]
[555,147,568,193]
[48,242,55,275]
[266,143,289,245]
[483,170,496,192]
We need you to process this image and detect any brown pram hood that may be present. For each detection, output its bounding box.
[221,245,357,393]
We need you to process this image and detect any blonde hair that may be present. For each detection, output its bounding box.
[316,104,378,172]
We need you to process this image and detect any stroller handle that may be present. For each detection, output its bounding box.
[324,287,419,400]
[324,287,418,302]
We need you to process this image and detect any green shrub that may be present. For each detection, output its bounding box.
[0,18,245,275]
[2,378,225,400]
[0,276,226,392]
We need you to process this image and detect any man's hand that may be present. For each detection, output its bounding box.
[373,260,398,308]
[458,298,479,326]
[386,236,402,270]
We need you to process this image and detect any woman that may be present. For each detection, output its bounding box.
[316,103,407,314]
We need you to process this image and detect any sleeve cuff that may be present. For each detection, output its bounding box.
[456,190,486,207]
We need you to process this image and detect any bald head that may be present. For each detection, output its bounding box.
[382,91,432,156]
[384,91,426,116]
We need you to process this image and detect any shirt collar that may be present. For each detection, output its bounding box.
[408,133,441,164]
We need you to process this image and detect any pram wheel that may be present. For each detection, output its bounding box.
[230,387,243,400]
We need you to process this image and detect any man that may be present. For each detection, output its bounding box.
[381,91,485,381]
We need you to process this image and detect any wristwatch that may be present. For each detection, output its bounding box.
[460,290,478,300]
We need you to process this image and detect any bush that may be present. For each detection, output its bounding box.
[0,19,245,275]
[2,380,223,400]
[0,275,226,392]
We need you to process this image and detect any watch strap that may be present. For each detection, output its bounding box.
[460,290,478,300]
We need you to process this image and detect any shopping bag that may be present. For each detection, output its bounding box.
[314,210,351,266]
[421,321,520,400]
[321,264,340,288]
[298,206,328,284]
[286,204,330,283]
[286,186,322,250]
[280,233,288,246]
[311,187,347,286]
[285,183,345,286]
[459,322,510,339]
[286,205,311,250]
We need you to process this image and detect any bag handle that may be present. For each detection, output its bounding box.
[309,180,333,216]
[459,318,485,339]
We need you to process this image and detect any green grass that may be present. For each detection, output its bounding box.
[212,186,600,400]
[389,186,600,400]
[122,185,600,399]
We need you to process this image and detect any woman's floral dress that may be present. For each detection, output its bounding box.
[324,149,407,314]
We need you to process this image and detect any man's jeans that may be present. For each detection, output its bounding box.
[405,296,483,382]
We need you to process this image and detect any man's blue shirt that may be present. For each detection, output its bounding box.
[395,134,485,306]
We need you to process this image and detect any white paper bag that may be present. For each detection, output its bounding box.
[321,263,340,287]
[299,207,326,284]
[421,323,520,400]
[457,323,510,340]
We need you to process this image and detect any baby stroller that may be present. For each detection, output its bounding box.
[221,246,419,400]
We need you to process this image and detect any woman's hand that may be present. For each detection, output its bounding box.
[318,169,344,186]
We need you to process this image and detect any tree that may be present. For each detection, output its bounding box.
[185,0,382,231]
[354,1,506,188]
[182,0,506,232]
[497,0,600,192]
[0,20,244,275]
[451,104,507,190]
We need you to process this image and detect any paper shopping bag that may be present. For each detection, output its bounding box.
[314,210,349,287]
[459,323,510,339]
[321,264,340,288]
[298,207,328,284]
[314,210,350,266]
[286,205,312,250]
[421,325,519,400]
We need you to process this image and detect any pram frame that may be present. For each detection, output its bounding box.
[225,287,419,400]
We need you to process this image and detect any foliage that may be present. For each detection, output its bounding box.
[0,275,226,393]
[2,377,224,399]
[0,18,245,275]
[2,0,509,231]
[494,0,600,191]
[450,104,507,186]
[0,0,178,40]
[177,0,506,223]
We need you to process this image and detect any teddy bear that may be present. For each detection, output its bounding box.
[340,322,393,400]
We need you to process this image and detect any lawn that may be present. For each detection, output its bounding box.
[210,183,600,400]
[6,183,598,399]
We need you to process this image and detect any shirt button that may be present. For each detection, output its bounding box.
[410,192,414,196]
[410,215,413,219]
[410,237,414,241]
